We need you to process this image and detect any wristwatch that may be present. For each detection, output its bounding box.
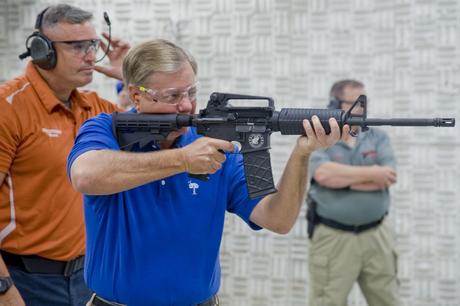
[0,276,13,294]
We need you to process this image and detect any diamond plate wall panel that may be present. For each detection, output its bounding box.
[2,0,460,305]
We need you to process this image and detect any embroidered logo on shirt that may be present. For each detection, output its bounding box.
[41,128,62,137]
[362,150,377,158]
[188,181,199,195]
[333,153,344,161]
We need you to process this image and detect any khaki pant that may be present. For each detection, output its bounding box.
[308,220,400,306]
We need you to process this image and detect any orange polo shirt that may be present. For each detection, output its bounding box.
[0,63,119,261]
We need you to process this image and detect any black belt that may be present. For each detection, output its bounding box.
[0,250,84,277]
[317,214,384,233]
[91,294,219,306]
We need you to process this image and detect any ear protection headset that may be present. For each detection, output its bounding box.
[19,8,57,70]
[19,9,112,70]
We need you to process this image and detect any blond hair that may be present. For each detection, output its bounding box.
[122,39,197,86]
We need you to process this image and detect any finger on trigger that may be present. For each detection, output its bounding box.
[216,139,236,153]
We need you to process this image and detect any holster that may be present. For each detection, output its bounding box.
[306,195,318,239]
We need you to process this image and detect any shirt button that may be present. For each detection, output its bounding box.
[161,180,166,186]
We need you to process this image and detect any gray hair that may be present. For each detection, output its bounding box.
[330,79,364,99]
[123,39,198,87]
[41,4,93,29]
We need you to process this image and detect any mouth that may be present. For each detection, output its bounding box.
[80,67,95,72]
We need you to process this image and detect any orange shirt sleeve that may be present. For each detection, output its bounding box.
[81,91,124,114]
[102,97,123,113]
[0,99,20,173]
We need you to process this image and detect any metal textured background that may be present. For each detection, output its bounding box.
[1,0,460,305]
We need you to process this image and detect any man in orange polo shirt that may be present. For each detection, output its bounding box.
[0,4,129,306]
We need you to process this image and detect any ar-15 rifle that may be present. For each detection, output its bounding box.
[112,92,455,199]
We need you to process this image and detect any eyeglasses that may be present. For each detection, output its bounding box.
[136,82,199,105]
[53,39,101,56]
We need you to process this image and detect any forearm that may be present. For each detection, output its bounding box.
[0,256,25,305]
[350,182,385,191]
[71,149,185,195]
[314,162,377,188]
[0,256,10,276]
[251,150,309,234]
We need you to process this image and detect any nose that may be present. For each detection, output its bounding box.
[176,94,194,113]
[83,46,97,61]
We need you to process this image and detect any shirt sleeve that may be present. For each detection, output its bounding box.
[99,96,123,113]
[308,149,332,179]
[67,113,119,179]
[375,130,397,169]
[79,90,123,114]
[225,153,263,230]
[0,100,20,173]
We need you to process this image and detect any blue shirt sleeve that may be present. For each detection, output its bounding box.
[224,153,263,230]
[67,113,118,180]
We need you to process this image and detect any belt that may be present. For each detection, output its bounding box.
[317,215,384,233]
[90,294,220,306]
[0,250,84,277]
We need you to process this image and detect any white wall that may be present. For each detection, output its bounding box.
[1,0,459,305]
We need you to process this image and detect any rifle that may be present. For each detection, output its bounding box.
[112,92,455,199]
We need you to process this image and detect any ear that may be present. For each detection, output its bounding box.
[128,84,141,111]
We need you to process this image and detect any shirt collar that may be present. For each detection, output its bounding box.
[25,62,92,113]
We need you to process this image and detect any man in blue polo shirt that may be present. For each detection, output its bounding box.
[68,39,347,306]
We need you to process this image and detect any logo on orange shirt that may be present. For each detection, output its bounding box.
[41,128,62,137]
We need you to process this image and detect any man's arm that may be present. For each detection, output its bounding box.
[313,163,397,190]
[70,137,234,195]
[314,129,397,191]
[0,256,25,306]
[0,173,26,306]
[350,182,386,191]
[250,117,347,234]
[94,32,131,80]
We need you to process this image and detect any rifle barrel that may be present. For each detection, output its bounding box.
[347,118,455,127]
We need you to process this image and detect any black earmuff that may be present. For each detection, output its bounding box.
[25,32,57,70]
[327,96,342,109]
[19,8,57,70]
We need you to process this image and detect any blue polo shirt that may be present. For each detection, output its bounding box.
[67,112,262,306]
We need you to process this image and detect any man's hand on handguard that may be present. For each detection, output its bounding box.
[297,116,349,156]
[179,137,235,175]
[94,32,131,80]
